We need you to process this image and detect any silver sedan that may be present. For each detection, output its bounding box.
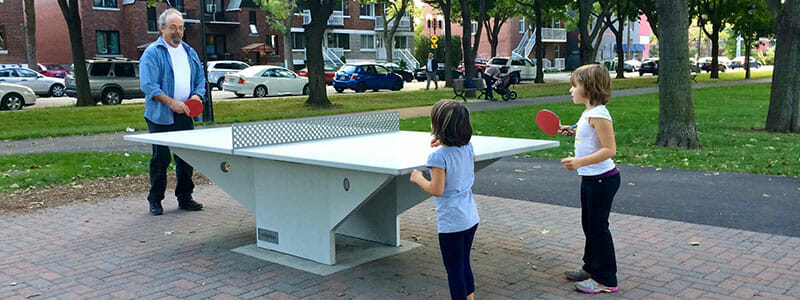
[0,83,36,110]
[0,67,65,97]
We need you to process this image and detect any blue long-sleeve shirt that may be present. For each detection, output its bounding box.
[139,37,206,125]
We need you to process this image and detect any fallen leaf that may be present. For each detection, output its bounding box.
[762,194,770,198]
[627,183,635,186]
[540,229,550,235]
[517,178,525,181]
[164,231,173,235]
[689,241,700,246]
[514,169,526,173]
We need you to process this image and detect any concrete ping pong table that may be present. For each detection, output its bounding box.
[125,112,558,272]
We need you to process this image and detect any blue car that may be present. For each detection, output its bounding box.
[333,63,404,93]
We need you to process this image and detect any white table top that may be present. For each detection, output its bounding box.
[125,128,558,175]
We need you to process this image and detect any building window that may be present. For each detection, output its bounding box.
[96,31,120,55]
[471,21,478,35]
[360,4,374,17]
[328,33,350,49]
[292,32,305,49]
[206,34,226,58]
[360,34,374,49]
[171,0,184,12]
[394,36,407,49]
[249,11,258,35]
[519,17,525,33]
[0,26,5,50]
[147,7,157,32]
[94,0,117,8]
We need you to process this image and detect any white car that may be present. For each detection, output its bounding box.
[0,83,36,110]
[0,67,65,97]
[223,65,309,98]
[207,60,250,90]
[487,57,536,84]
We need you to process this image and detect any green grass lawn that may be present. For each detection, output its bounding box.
[0,70,772,141]
[401,83,798,177]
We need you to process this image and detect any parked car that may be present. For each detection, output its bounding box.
[295,65,337,85]
[222,65,309,97]
[625,59,642,71]
[487,57,536,84]
[457,59,489,75]
[207,60,250,90]
[333,63,404,93]
[639,59,658,76]
[381,63,414,82]
[36,64,68,78]
[413,64,464,82]
[730,56,761,69]
[64,58,144,105]
[0,67,65,97]
[0,83,36,110]
[699,56,728,72]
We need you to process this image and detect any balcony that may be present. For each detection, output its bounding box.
[541,28,566,42]
[375,15,411,31]
[302,10,345,26]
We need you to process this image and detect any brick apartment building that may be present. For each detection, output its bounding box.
[422,4,567,69]
[27,0,414,70]
[0,0,27,64]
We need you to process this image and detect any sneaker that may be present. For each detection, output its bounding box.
[565,269,591,281]
[149,201,163,216]
[178,198,203,211]
[575,279,618,294]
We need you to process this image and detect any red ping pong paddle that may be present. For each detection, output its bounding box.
[185,98,203,118]
[536,109,574,136]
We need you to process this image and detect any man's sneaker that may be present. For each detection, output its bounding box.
[565,269,591,281]
[149,201,163,216]
[575,279,618,294]
[178,198,203,211]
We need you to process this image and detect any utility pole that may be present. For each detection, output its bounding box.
[199,0,214,122]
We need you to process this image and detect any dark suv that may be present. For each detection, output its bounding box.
[65,58,144,105]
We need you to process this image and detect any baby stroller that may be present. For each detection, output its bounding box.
[493,72,518,101]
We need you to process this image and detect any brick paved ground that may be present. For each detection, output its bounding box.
[1,184,798,299]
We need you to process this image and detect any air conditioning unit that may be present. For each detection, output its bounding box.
[206,4,216,14]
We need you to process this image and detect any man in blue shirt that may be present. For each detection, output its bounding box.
[139,8,206,216]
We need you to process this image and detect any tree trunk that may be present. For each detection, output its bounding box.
[534,0,544,83]
[655,0,701,149]
[58,0,94,107]
[485,18,503,58]
[304,0,333,107]
[441,0,454,87]
[710,28,720,78]
[578,0,594,65]
[459,0,474,79]
[283,8,295,69]
[765,0,800,133]
[615,16,625,79]
[24,0,37,69]
[471,0,485,61]
[382,13,394,63]
[744,37,751,79]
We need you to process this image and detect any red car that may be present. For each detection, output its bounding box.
[36,64,68,78]
[296,65,337,85]
[457,60,488,75]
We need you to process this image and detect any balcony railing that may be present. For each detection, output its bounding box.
[302,10,344,26]
[541,28,566,42]
[375,15,411,31]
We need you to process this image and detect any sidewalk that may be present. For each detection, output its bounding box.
[0,77,771,156]
[1,185,798,299]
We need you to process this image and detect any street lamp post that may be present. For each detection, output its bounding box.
[199,0,214,122]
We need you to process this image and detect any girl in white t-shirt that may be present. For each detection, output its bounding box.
[558,64,621,294]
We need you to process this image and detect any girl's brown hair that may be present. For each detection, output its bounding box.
[570,64,612,105]
[430,100,472,146]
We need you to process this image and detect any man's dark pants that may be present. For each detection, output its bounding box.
[145,113,195,204]
[482,73,494,99]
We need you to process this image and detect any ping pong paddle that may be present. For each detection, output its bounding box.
[536,109,574,136]
[185,98,203,118]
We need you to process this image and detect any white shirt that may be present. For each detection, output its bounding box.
[167,44,191,102]
[574,105,615,176]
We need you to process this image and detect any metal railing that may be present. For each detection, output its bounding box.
[376,48,419,70]
[323,47,344,67]
[375,15,411,31]
[511,30,531,58]
[302,10,344,26]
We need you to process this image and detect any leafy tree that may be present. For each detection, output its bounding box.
[254,0,298,69]
[691,0,737,78]
[483,0,520,58]
[300,0,336,106]
[364,0,415,63]
[727,0,773,78]
[601,0,638,78]
[24,0,37,69]
[655,0,701,149]
[576,0,612,65]
[423,0,457,86]
[515,0,570,82]
[764,0,800,133]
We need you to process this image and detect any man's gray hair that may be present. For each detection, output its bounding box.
[158,8,183,27]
